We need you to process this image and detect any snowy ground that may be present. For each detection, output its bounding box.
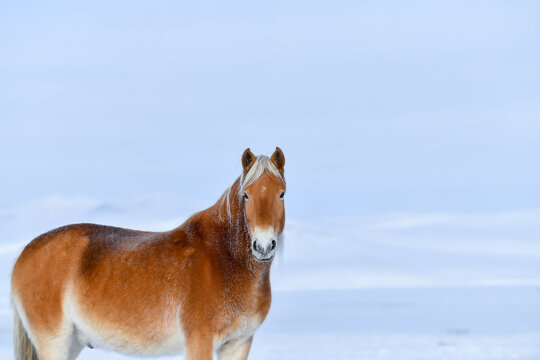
[0,195,539,359]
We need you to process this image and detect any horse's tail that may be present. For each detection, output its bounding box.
[13,308,38,360]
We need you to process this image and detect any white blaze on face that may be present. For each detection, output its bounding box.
[252,226,277,260]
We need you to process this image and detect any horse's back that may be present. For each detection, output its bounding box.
[12,223,156,296]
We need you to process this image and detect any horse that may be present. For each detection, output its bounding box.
[11,147,286,360]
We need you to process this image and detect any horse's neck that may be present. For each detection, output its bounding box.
[175,179,271,283]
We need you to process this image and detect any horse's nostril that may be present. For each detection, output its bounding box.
[270,240,276,250]
[252,241,258,251]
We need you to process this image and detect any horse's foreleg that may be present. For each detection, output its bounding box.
[217,336,253,360]
[185,334,213,360]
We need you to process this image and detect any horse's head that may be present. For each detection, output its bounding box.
[240,147,286,262]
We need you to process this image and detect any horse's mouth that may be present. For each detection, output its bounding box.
[254,255,274,262]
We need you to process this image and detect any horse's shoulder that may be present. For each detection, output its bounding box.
[174,211,220,245]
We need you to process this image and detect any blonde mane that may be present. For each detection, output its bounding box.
[219,155,285,222]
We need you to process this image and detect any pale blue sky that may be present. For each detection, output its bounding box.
[1,0,539,220]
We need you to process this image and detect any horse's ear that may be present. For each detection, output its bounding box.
[271,147,285,172]
[242,148,256,173]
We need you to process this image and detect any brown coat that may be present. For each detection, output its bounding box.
[11,148,286,360]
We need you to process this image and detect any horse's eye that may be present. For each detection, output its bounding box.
[243,193,249,200]
[280,191,285,199]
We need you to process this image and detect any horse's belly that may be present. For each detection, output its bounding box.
[77,325,184,356]
[66,292,185,356]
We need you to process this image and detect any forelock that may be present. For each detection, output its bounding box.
[219,155,286,222]
[239,155,285,194]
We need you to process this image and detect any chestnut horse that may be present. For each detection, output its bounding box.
[11,147,286,360]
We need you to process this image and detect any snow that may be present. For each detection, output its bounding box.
[0,195,539,359]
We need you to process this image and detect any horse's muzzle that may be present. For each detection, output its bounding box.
[252,239,276,262]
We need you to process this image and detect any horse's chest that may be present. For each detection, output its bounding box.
[214,293,270,346]
[215,312,263,347]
